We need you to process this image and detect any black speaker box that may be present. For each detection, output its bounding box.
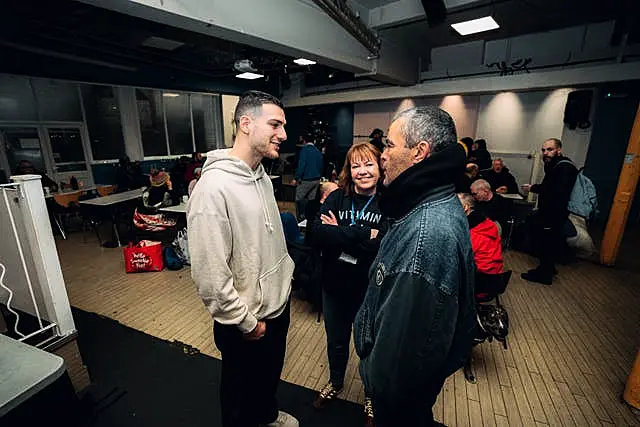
[564,90,593,130]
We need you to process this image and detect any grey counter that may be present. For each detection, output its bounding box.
[0,334,65,417]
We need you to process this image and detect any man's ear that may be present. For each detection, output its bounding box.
[238,115,252,135]
[412,141,431,164]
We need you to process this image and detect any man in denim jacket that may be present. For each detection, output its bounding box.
[354,107,476,426]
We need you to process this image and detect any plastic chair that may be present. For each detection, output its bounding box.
[51,192,83,239]
[97,185,117,197]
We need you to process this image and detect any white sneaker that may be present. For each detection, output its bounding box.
[263,411,299,427]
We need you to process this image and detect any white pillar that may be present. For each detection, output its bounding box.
[10,175,76,337]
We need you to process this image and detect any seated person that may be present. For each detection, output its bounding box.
[14,160,58,191]
[280,212,303,244]
[458,193,504,297]
[471,179,511,232]
[455,163,479,193]
[469,139,492,170]
[483,158,519,194]
[188,167,202,197]
[133,170,176,231]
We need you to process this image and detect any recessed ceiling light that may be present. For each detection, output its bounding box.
[163,93,181,97]
[235,72,264,80]
[294,58,316,66]
[451,16,499,36]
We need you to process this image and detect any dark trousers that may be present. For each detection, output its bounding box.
[214,302,290,427]
[372,377,446,427]
[529,213,566,278]
[323,287,365,388]
[534,224,565,278]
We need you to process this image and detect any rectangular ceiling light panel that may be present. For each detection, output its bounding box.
[235,72,264,80]
[294,58,316,65]
[451,16,499,36]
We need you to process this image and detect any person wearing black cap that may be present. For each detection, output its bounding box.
[369,128,384,153]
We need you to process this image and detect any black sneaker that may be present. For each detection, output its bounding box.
[521,270,552,285]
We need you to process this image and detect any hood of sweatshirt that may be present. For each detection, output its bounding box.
[202,149,274,232]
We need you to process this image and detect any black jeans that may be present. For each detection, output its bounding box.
[530,214,566,278]
[372,377,446,427]
[323,287,366,388]
[214,302,290,427]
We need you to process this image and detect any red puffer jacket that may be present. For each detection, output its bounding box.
[468,211,503,274]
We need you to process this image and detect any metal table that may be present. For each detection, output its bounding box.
[0,334,65,417]
[80,188,145,246]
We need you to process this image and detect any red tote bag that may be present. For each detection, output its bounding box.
[123,240,164,273]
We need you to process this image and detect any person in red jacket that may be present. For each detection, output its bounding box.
[458,193,503,275]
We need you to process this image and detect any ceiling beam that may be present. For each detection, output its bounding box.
[369,0,484,30]
[284,61,640,106]
[74,0,419,85]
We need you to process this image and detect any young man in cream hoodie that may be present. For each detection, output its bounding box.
[187,91,297,427]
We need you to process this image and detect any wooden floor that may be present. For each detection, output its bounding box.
[57,232,640,426]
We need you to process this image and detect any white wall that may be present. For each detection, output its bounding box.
[354,95,479,144]
[475,89,569,153]
[353,88,594,186]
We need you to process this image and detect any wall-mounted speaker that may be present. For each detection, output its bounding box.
[421,0,446,27]
[564,90,593,130]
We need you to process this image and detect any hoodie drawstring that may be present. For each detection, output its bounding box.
[252,174,274,232]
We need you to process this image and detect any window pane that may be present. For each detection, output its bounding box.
[49,128,86,171]
[81,85,126,160]
[0,75,38,120]
[165,92,193,155]
[136,89,167,157]
[2,127,46,173]
[32,78,82,121]
[192,93,221,152]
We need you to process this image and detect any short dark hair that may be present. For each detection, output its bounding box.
[233,90,283,128]
[546,138,562,148]
[392,106,458,153]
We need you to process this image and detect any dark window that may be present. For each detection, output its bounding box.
[164,92,193,155]
[136,89,167,157]
[81,85,126,160]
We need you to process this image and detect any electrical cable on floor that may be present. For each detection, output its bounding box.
[0,262,26,338]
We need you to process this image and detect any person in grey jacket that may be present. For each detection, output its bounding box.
[354,106,476,427]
